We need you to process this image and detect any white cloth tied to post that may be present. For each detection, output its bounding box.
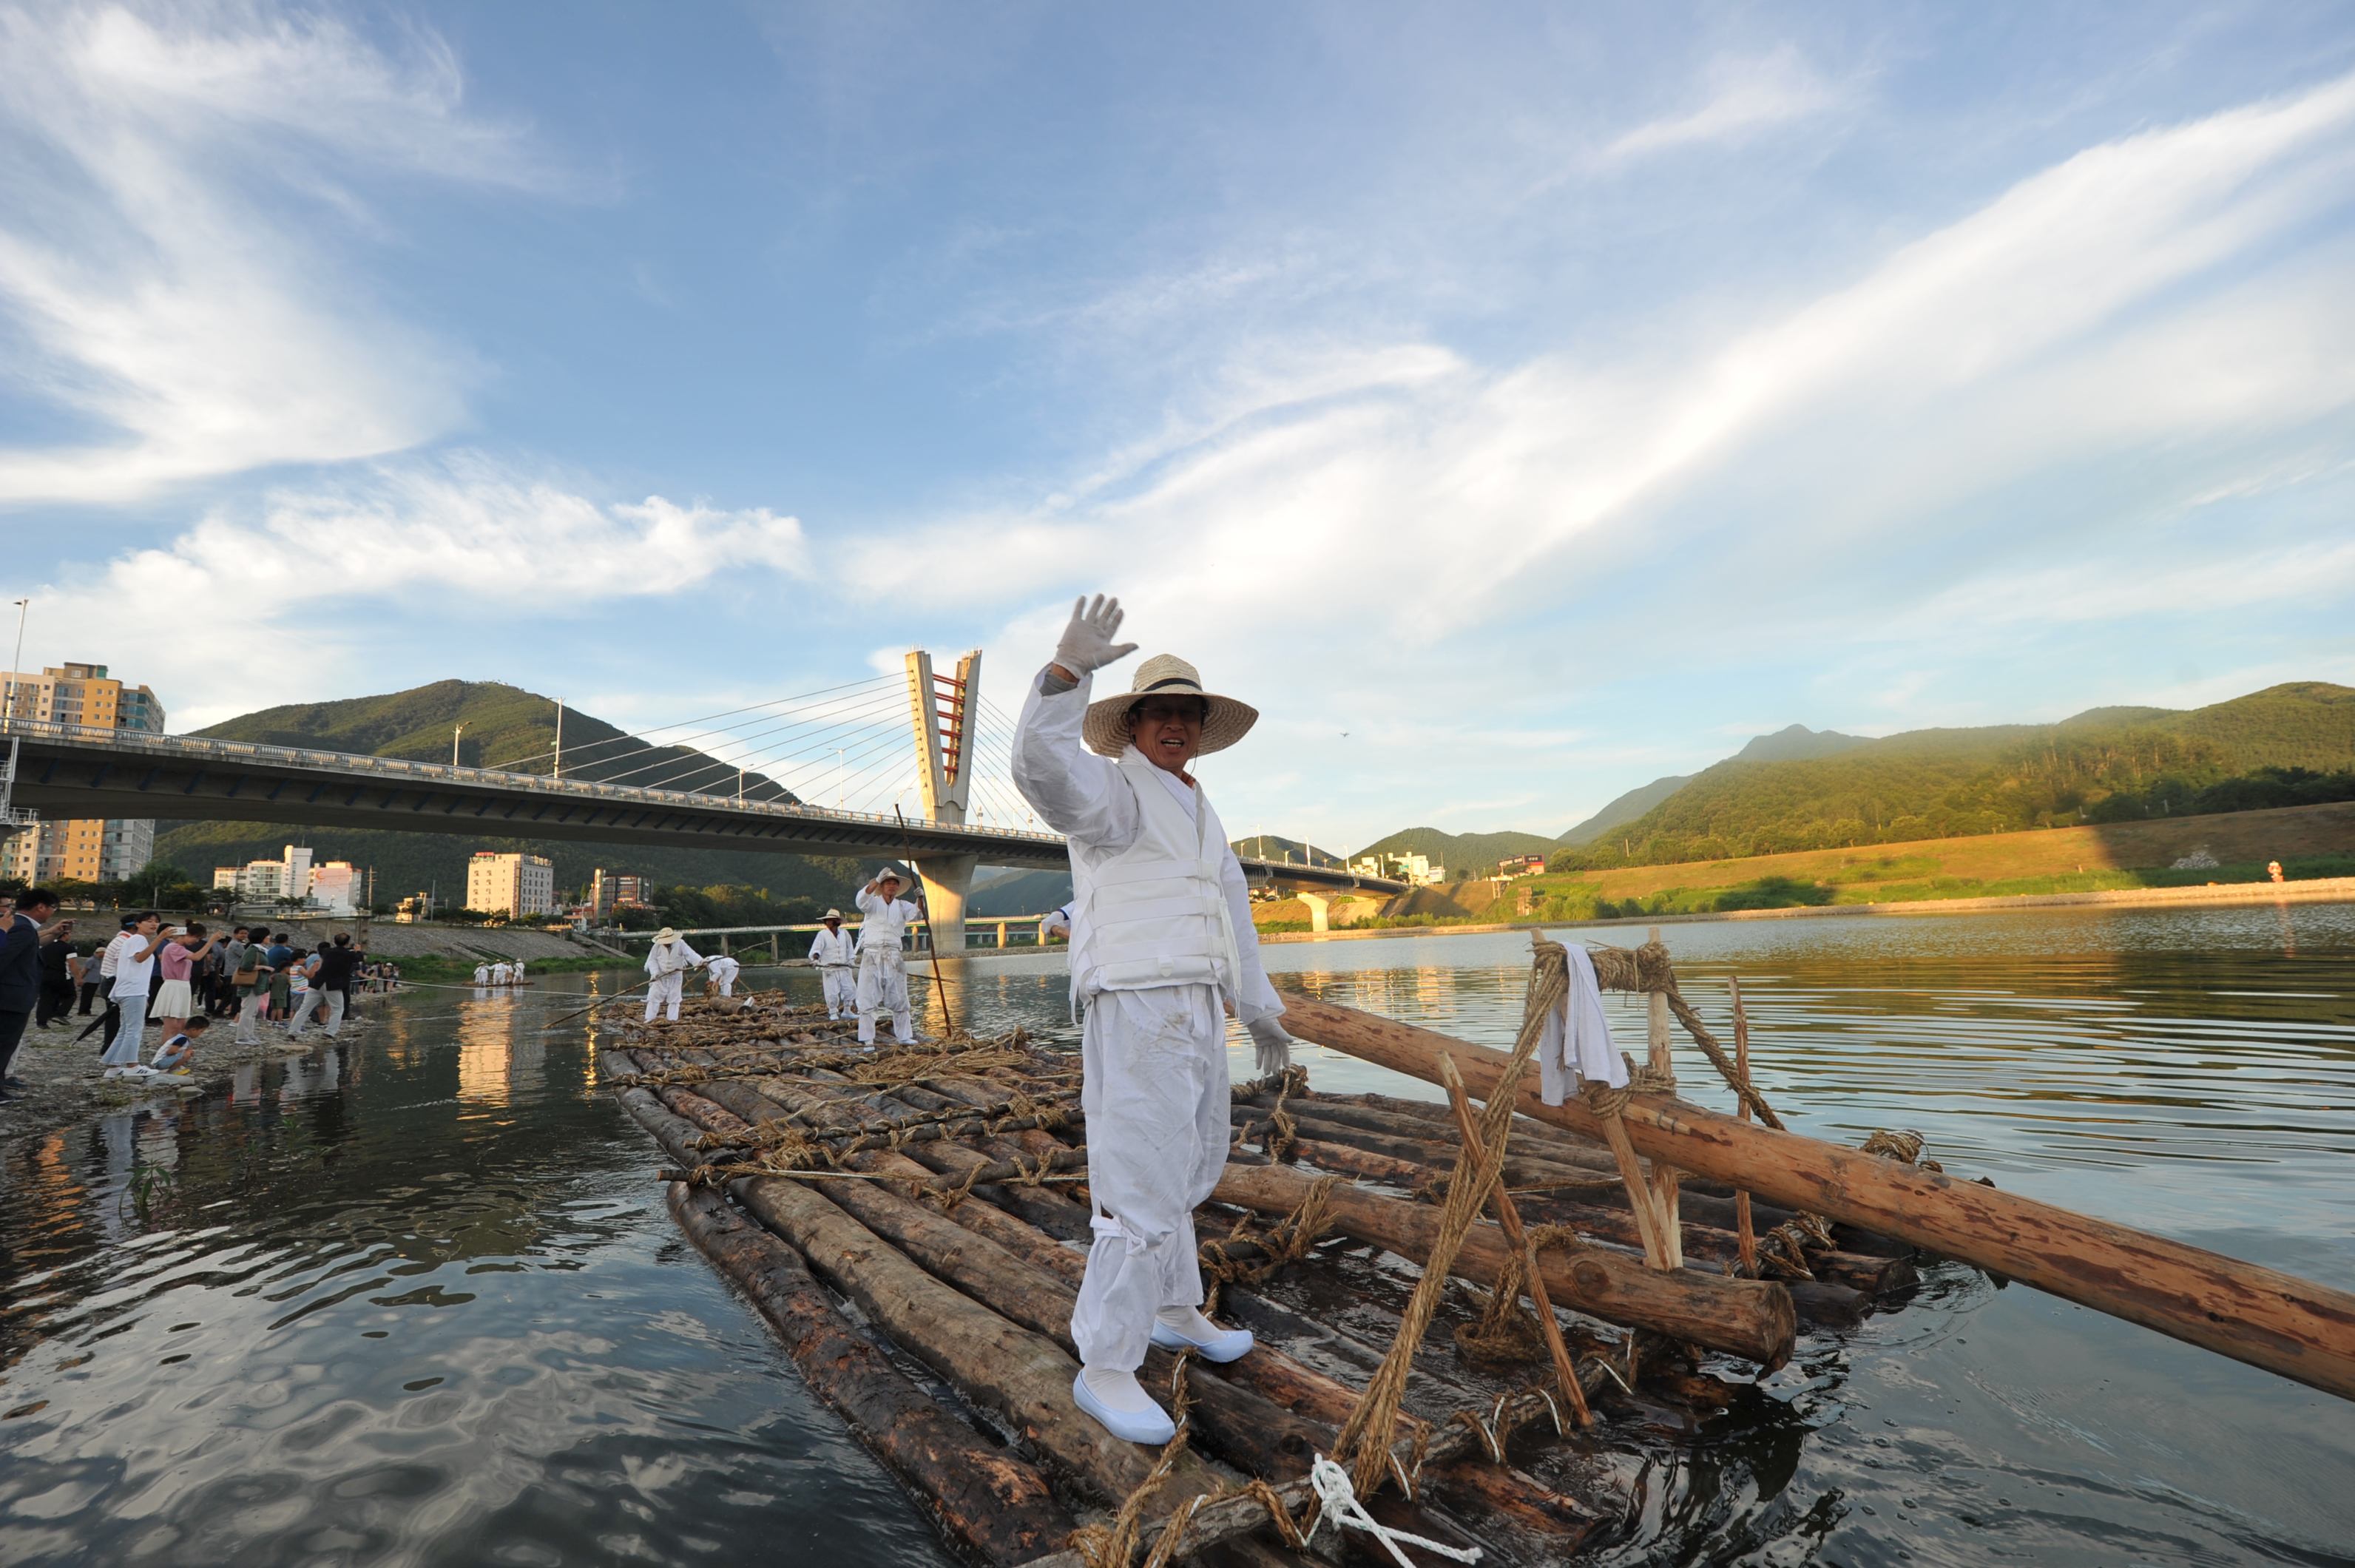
[1537,942,1629,1106]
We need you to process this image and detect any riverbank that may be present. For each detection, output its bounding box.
[1257,873,2355,944]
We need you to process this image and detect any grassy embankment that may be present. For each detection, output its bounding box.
[1252,800,2355,930]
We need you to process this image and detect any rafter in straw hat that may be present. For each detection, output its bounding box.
[1082,653,1260,759]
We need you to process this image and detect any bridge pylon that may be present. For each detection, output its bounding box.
[905,649,984,953]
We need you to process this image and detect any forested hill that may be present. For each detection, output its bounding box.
[195,679,794,802]
[1555,682,2355,870]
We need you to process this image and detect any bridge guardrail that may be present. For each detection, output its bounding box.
[0,716,1066,848]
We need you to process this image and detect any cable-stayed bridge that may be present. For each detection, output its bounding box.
[0,650,1405,946]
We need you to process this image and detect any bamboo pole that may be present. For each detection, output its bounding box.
[1439,1055,1593,1426]
[1731,976,1757,1277]
[1279,993,2355,1404]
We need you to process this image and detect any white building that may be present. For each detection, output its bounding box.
[468,851,555,918]
[306,863,366,916]
[214,845,320,903]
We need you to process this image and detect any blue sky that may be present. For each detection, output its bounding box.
[3,1,2353,854]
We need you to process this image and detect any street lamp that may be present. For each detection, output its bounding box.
[452,722,466,767]
[4,599,25,732]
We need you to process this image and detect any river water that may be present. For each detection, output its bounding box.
[2,903,2351,1567]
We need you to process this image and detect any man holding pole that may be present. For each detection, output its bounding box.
[809,910,855,1021]
[643,927,706,1021]
[1012,594,1296,1444]
[854,872,919,1045]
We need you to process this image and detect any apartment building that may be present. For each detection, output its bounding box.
[468,851,556,918]
[0,662,166,885]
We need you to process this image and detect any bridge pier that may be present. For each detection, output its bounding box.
[1297,891,1331,933]
[913,854,979,953]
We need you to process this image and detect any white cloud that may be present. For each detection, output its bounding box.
[817,70,2355,844]
[1601,44,1846,163]
[26,459,807,726]
[0,2,547,504]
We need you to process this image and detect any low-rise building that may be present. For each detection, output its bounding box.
[395,892,434,923]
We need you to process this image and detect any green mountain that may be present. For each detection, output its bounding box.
[1556,775,1689,845]
[195,679,795,800]
[1553,682,2355,870]
[1354,826,1558,876]
[152,680,864,909]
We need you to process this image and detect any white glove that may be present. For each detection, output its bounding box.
[1054,594,1140,676]
[1246,1016,1293,1078]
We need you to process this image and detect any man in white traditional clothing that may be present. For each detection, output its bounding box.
[643,927,706,1021]
[491,961,513,986]
[853,873,919,1045]
[705,950,742,996]
[512,959,527,983]
[473,963,490,986]
[809,910,856,1020]
[1012,594,1297,1445]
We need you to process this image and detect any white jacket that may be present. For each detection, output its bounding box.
[1013,664,1283,1026]
[644,939,703,979]
[855,890,919,963]
[808,927,854,967]
[1070,748,1243,996]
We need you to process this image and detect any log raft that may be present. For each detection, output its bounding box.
[585,916,2349,1568]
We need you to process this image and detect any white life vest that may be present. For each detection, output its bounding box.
[1069,750,1243,1000]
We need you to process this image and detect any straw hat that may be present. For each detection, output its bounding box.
[1084,654,1259,759]
[875,868,905,885]
[821,909,843,922]
[655,927,680,944]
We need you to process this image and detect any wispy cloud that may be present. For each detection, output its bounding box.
[0,2,550,504]
[1601,44,1847,163]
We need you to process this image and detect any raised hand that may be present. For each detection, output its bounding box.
[1053,594,1140,677]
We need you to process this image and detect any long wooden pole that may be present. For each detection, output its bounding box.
[894,806,956,1037]
[1730,976,1756,1276]
[1439,1055,1592,1425]
[1280,993,2355,1403]
[1645,927,1683,1269]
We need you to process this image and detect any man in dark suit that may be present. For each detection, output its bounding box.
[0,888,64,1101]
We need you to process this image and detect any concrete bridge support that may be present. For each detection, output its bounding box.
[914,854,979,953]
[1297,891,1331,933]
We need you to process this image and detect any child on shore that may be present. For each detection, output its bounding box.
[108,1016,206,1081]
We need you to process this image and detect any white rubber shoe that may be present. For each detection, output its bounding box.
[1071,1369,1178,1444]
[1149,1308,1254,1363]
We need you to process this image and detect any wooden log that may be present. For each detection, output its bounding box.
[664,1183,1076,1567]
[791,1164,1328,1484]
[732,1172,1220,1505]
[607,1078,1075,1567]
[1280,993,2355,1403]
[1212,1163,1795,1365]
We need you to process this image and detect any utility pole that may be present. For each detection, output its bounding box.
[452,723,466,768]
[4,598,24,732]
[554,700,564,778]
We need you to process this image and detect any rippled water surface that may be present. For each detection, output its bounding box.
[4,902,2352,1567]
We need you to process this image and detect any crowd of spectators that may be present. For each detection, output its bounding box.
[0,895,399,1101]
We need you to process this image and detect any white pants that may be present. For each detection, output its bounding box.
[103,994,149,1067]
[713,974,736,996]
[820,967,855,1018]
[236,990,268,1043]
[644,972,685,1021]
[1071,984,1230,1372]
[290,989,347,1035]
[855,951,912,1044]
